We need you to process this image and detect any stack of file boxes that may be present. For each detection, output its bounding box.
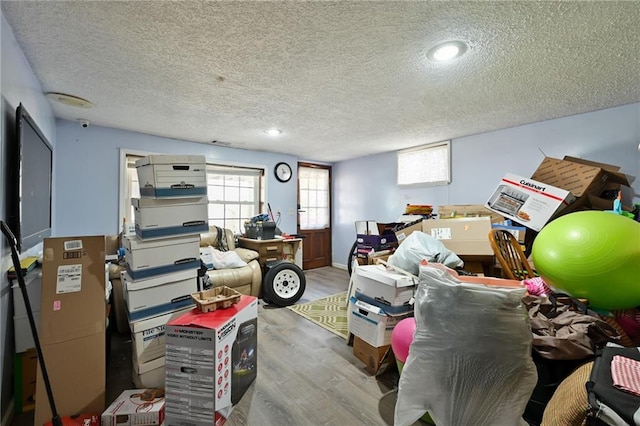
[122,154,209,387]
[348,264,416,375]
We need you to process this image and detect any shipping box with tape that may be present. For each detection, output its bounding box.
[34,236,106,426]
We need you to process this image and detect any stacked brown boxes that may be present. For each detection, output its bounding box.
[34,235,107,426]
[124,154,209,387]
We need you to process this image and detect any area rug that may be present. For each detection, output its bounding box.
[288,292,348,339]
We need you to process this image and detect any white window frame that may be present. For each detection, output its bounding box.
[298,165,330,230]
[118,149,265,235]
[205,163,264,234]
[397,141,451,187]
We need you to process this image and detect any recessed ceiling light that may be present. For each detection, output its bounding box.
[264,128,283,136]
[427,41,468,62]
[46,92,94,108]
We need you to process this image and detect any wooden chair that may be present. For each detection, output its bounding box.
[488,228,536,281]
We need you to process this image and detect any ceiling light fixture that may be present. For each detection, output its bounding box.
[264,128,283,136]
[427,41,468,62]
[46,92,94,108]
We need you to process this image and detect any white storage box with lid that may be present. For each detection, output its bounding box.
[353,264,417,314]
[124,234,200,280]
[135,155,207,198]
[129,307,193,364]
[133,196,208,240]
[132,355,165,389]
[348,296,412,347]
[122,270,196,321]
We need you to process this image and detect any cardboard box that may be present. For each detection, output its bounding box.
[124,234,200,280]
[437,204,507,224]
[101,389,165,426]
[165,296,258,426]
[13,348,37,413]
[133,196,209,240]
[394,221,423,244]
[485,173,576,232]
[348,297,412,347]
[352,336,395,376]
[353,264,417,314]
[129,307,193,364]
[136,155,207,198]
[422,216,494,259]
[531,156,630,198]
[132,356,166,389]
[34,236,106,426]
[122,270,196,322]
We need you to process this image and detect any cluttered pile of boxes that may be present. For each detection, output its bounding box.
[122,154,259,425]
[346,156,633,375]
[122,154,209,387]
[104,291,258,426]
[348,263,417,375]
[484,155,632,233]
[24,154,258,426]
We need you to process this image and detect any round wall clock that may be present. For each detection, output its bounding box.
[274,162,293,182]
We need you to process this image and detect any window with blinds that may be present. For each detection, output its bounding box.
[397,141,451,187]
[122,154,263,235]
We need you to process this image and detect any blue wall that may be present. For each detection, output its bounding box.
[1,10,56,419]
[54,120,300,237]
[332,102,640,268]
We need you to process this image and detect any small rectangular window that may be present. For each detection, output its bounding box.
[398,141,451,187]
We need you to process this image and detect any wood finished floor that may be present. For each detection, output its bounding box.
[11,267,423,426]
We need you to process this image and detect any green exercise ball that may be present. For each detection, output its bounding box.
[531,211,640,310]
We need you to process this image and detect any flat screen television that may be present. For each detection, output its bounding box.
[6,103,53,253]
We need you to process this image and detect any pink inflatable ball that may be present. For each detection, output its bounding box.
[391,317,416,363]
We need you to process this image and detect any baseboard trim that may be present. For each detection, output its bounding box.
[332,263,347,270]
[1,398,14,426]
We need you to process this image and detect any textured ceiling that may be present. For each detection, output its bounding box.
[2,1,639,163]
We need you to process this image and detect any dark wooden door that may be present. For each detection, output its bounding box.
[297,163,331,270]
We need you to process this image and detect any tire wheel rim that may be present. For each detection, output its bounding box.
[272,269,301,299]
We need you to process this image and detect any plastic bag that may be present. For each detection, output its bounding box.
[394,263,537,426]
[524,295,619,361]
[387,232,463,276]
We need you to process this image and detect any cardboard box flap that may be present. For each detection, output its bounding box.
[563,156,620,172]
[532,157,630,197]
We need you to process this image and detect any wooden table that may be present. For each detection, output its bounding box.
[238,237,303,269]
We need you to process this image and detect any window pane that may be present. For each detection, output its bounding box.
[299,166,330,230]
[398,141,451,186]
